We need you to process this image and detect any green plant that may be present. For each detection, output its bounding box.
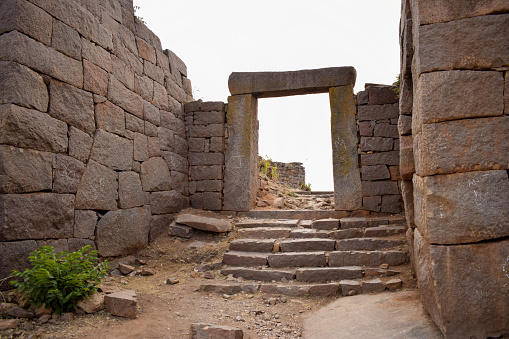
[10,245,109,314]
[283,187,296,197]
[133,5,146,24]
[271,163,279,180]
[300,183,311,191]
[392,74,401,98]
[259,155,278,180]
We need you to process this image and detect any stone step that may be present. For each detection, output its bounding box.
[328,250,407,267]
[296,267,363,283]
[221,267,296,282]
[336,238,405,251]
[311,218,340,230]
[363,225,406,237]
[238,210,350,220]
[279,239,336,252]
[229,239,275,252]
[295,191,334,196]
[268,252,327,268]
[237,227,293,239]
[235,219,299,229]
[222,251,267,267]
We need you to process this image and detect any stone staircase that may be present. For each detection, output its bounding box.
[201,215,410,297]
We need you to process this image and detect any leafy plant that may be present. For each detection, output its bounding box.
[300,183,311,191]
[10,245,109,314]
[133,5,146,24]
[282,187,296,197]
[271,163,279,180]
[259,155,278,180]
[392,74,401,98]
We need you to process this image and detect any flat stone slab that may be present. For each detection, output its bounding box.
[229,239,275,252]
[239,210,350,220]
[296,267,363,283]
[222,251,267,267]
[268,252,327,268]
[104,290,137,319]
[221,267,296,282]
[191,323,243,339]
[228,67,356,97]
[279,239,336,252]
[364,226,406,237]
[175,213,232,233]
[237,227,292,239]
[303,291,443,339]
[336,238,404,251]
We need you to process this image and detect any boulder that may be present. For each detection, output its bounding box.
[190,323,243,339]
[175,213,232,233]
[77,292,105,314]
[104,290,136,319]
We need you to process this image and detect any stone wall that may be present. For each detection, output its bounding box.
[401,0,509,337]
[268,161,306,190]
[356,85,403,214]
[185,101,227,211]
[0,0,193,288]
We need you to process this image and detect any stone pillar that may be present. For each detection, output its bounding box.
[329,85,361,210]
[223,94,258,211]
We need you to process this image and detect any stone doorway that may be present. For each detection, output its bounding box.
[223,67,361,212]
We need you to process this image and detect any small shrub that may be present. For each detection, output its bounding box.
[300,183,311,191]
[392,74,401,98]
[259,155,278,180]
[10,245,109,314]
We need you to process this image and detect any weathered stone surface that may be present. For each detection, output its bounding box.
[188,124,224,138]
[361,165,390,181]
[360,137,394,152]
[202,192,222,211]
[69,126,93,162]
[152,81,169,110]
[0,61,48,112]
[340,280,362,296]
[373,123,399,138]
[0,240,37,290]
[296,267,363,283]
[108,76,143,118]
[308,283,340,296]
[74,210,97,239]
[150,190,188,214]
[237,227,292,239]
[134,74,153,102]
[75,160,117,210]
[51,20,81,60]
[52,154,85,194]
[95,100,125,135]
[189,152,224,166]
[338,217,368,230]
[190,165,222,180]
[368,86,398,105]
[228,67,356,97]
[361,151,400,166]
[68,238,95,252]
[140,157,172,191]
[329,228,364,240]
[329,251,384,267]
[0,0,53,45]
[169,222,195,238]
[162,152,188,173]
[385,278,402,290]
[363,195,383,212]
[0,193,74,241]
[414,229,509,338]
[104,290,137,319]
[84,59,108,96]
[261,284,310,297]
[198,284,242,295]
[77,292,105,314]
[279,239,336,252]
[190,323,243,339]
[268,252,327,268]
[194,111,225,125]
[0,104,68,153]
[0,318,20,330]
[398,115,412,136]
[399,135,414,180]
[0,145,52,194]
[401,180,415,228]
[415,71,503,128]
[49,79,95,134]
[7,304,34,319]
[90,130,132,171]
[311,218,340,230]
[96,207,150,257]
[336,238,404,251]
[223,251,268,267]
[126,113,144,133]
[81,38,112,73]
[359,121,373,137]
[330,85,362,210]
[136,37,156,63]
[358,104,398,121]
[229,239,274,253]
[36,239,68,253]
[364,226,405,238]
[416,14,509,74]
[414,170,509,244]
[362,181,399,196]
[118,172,144,209]
[362,278,385,293]
[195,180,223,193]
[414,116,509,176]
[133,134,149,162]
[221,268,295,282]
[290,229,317,238]
[146,214,171,242]
[175,213,232,233]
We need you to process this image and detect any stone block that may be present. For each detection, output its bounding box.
[358,104,399,121]
[194,111,225,125]
[153,81,169,110]
[190,323,243,339]
[414,229,509,338]
[228,67,356,97]
[81,38,112,73]
[362,196,381,212]
[413,170,509,245]
[190,165,222,181]
[108,76,143,118]
[311,218,340,230]
[362,278,385,293]
[0,104,67,153]
[399,135,414,180]
[69,126,93,162]
[90,130,132,171]
[0,31,83,88]
[373,123,399,138]
[221,268,295,282]
[194,180,221,193]
[361,151,400,166]
[398,115,412,136]
[202,192,222,211]
[0,60,48,112]
[144,101,160,126]
[74,210,97,239]
[237,227,291,239]
[361,165,390,181]
[189,152,224,166]
[148,137,161,157]
[188,138,206,153]
[340,280,362,296]
[188,124,224,138]
[359,121,373,137]
[75,160,117,210]
[0,240,37,290]
[268,252,327,268]
[329,251,384,267]
[49,79,95,134]
[229,239,275,253]
[330,85,362,210]
[84,59,108,96]
[368,86,398,105]
[51,20,81,60]
[0,0,53,45]
[136,37,156,63]
[362,181,399,196]
[96,207,150,257]
[296,267,363,283]
[162,151,188,173]
[171,171,188,195]
[134,74,154,102]
[36,239,69,253]
[144,60,164,85]
[356,90,368,105]
[329,228,364,240]
[223,251,267,267]
[52,154,85,194]
[198,284,242,295]
[261,284,309,296]
[414,116,509,176]
[140,157,172,192]
[0,193,74,241]
[118,171,144,209]
[68,238,95,253]
[290,229,317,238]
[389,165,400,180]
[415,71,503,128]
[336,238,403,251]
[148,214,172,242]
[201,101,225,112]
[279,239,336,252]
[401,180,415,228]
[308,283,340,296]
[77,292,105,314]
[360,137,394,152]
[175,213,231,233]
[417,14,509,74]
[104,290,137,319]
[385,278,402,291]
[126,113,144,133]
[364,226,406,238]
[381,195,402,214]
[340,217,368,229]
[150,190,188,214]
[95,100,125,135]
[0,145,52,194]
[169,222,195,239]
[383,251,407,266]
[133,134,149,162]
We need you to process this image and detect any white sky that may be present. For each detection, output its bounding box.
[134,1,402,190]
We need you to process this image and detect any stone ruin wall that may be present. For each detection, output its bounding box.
[269,161,306,190]
[400,0,509,337]
[0,0,193,288]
